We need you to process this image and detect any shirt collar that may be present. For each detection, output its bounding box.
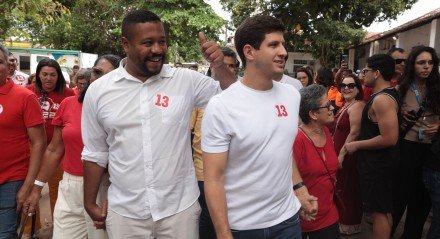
[0,78,14,95]
[116,58,175,83]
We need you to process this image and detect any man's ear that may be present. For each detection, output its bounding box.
[243,44,255,63]
[121,37,130,54]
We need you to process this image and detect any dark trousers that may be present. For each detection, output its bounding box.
[231,213,301,239]
[423,167,440,239]
[198,181,216,239]
[392,139,431,238]
[301,222,340,239]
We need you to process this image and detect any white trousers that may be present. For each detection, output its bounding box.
[106,201,201,239]
[53,172,110,239]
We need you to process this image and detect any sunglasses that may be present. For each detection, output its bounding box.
[339,83,357,90]
[395,59,406,64]
[313,101,332,111]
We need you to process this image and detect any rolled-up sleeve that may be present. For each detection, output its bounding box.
[81,87,109,168]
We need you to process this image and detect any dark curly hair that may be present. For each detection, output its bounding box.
[398,45,440,114]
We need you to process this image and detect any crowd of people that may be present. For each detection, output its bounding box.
[0,8,439,239]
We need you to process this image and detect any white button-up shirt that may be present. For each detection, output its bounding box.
[81,62,220,220]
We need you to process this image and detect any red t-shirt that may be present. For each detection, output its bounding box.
[52,96,84,176]
[293,127,339,232]
[73,87,80,96]
[0,79,45,184]
[363,86,373,102]
[26,85,74,143]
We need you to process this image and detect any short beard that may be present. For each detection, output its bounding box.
[141,55,166,77]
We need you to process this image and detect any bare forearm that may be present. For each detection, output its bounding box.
[344,131,360,146]
[83,161,105,208]
[355,135,397,150]
[35,150,64,183]
[25,140,46,188]
[205,180,232,239]
[292,158,304,185]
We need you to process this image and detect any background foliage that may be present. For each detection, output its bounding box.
[1,0,226,62]
[220,0,418,67]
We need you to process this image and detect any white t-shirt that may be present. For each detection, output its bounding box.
[12,70,29,86]
[82,63,220,220]
[202,80,302,230]
[278,74,302,90]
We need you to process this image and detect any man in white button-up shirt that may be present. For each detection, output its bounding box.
[81,9,236,239]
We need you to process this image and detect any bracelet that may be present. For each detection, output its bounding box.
[293,182,305,191]
[34,179,45,187]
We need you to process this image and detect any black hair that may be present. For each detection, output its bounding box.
[94,54,121,68]
[221,47,239,68]
[366,54,395,81]
[35,58,66,94]
[295,67,313,86]
[122,9,162,41]
[388,47,405,56]
[78,54,121,103]
[398,45,440,114]
[234,15,285,68]
[315,67,334,87]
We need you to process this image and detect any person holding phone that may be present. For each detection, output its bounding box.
[392,45,440,239]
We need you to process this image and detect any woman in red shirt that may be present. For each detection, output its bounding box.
[24,55,121,238]
[27,59,75,214]
[294,84,340,239]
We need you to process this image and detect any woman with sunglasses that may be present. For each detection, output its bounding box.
[24,55,121,238]
[26,59,75,216]
[332,74,365,235]
[294,84,340,239]
[392,46,440,239]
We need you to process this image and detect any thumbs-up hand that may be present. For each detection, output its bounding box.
[199,32,224,69]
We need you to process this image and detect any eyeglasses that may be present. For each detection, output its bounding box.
[92,67,104,77]
[313,101,332,111]
[362,68,375,75]
[395,58,406,64]
[339,83,357,90]
[415,60,433,66]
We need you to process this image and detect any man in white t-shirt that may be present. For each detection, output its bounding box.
[202,15,318,239]
[8,53,29,86]
[81,9,236,239]
[277,73,303,90]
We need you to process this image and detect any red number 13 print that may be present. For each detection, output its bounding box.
[275,105,288,117]
[155,94,169,108]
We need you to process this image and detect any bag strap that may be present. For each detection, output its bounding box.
[332,101,354,139]
[299,127,336,189]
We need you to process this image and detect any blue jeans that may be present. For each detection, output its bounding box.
[231,212,302,239]
[423,167,440,239]
[0,180,23,239]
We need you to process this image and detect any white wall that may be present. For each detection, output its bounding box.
[429,19,440,54]
[397,23,431,50]
[286,52,321,75]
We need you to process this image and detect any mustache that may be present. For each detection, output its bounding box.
[144,54,165,62]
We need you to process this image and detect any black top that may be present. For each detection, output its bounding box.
[358,87,401,175]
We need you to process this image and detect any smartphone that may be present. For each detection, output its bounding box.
[342,54,348,63]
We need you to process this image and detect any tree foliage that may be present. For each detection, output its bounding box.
[0,0,68,42]
[2,0,225,62]
[220,0,418,67]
